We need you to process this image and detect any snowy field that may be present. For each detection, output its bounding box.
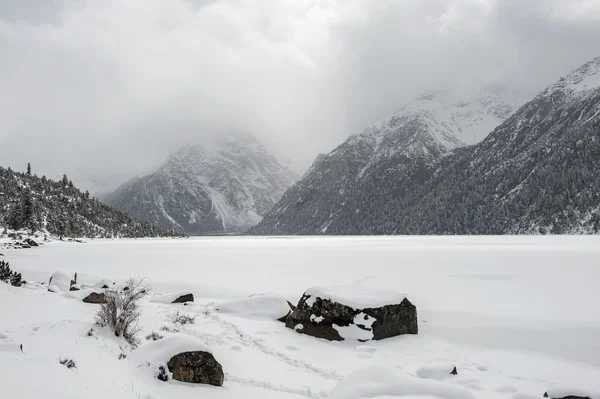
[1,236,599,399]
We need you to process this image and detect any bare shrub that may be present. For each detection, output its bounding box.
[157,365,169,382]
[159,325,179,333]
[171,311,195,325]
[59,357,77,369]
[95,278,149,346]
[145,331,164,341]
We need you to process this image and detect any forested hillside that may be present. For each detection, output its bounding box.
[252,56,600,235]
[0,165,177,238]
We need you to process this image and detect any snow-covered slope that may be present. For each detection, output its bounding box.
[252,88,517,235]
[105,134,299,234]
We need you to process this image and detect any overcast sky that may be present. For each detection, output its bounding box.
[1,0,599,188]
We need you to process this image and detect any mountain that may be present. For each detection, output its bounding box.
[253,56,600,235]
[0,166,172,238]
[104,134,299,234]
[250,87,520,234]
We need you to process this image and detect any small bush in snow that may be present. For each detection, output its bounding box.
[171,311,195,325]
[157,365,169,382]
[95,278,149,346]
[118,353,127,360]
[59,357,77,369]
[145,331,164,341]
[0,260,22,287]
[86,328,95,337]
[159,325,180,333]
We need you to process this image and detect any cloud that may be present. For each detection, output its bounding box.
[0,0,599,188]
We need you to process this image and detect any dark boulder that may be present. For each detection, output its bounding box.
[167,351,224,386]
[24,238,39,247]
[82,292,107,304]
[286,289,417,342]
[172,293,194,304]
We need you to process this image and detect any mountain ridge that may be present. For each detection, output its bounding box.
[251,56,600,235]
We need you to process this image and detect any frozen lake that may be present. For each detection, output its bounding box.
[2,236,600,398]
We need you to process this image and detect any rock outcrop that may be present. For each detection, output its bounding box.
[286,286,417,341]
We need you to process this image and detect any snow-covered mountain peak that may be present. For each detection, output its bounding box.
[356,87,518,157]
[543,55,600,99]
[105,134,299,234]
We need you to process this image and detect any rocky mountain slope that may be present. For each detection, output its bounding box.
[105,134,299,234]
[253,56,600,235]
[0,166,171,238]
[251,88,519,234]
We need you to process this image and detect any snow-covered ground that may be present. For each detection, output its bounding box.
[1,236,599,399]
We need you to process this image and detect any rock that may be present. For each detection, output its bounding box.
[172,293,194,303]
[450,367,458,375]
[94,279,115,289]
[48,271,77,292]
[551,396,592,399]
[82,292,107,304]
[286,285,417,341]
[70,284,81,291]
[23,238,38,247]
[167,351,224,386]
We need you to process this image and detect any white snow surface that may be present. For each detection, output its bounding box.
[304,285,407,309]
[150,291,193,304]
[327,365,476,399]
[1,236,600,399]
[216,293,291,320]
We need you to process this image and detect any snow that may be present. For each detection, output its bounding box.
[304,285,407,309]
[48,270,75,292]
[150,291,194,304]
[326,365,476,399]
[332,322,373,341]
[216,294,291,320]
[129,335,213,364]
[1,236,600,399]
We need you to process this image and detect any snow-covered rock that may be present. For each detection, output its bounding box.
[130,335,213,364]
[130,335,223,386]
[546,386,599,399]
[287,285,417,341]
[216,294,292,321]
[150,291,194,304]
[94,279,115,289]
[304,285,406,309]
[48,271,76,292]
[327,365,476,399]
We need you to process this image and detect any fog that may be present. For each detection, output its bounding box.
[1,0,599,190]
